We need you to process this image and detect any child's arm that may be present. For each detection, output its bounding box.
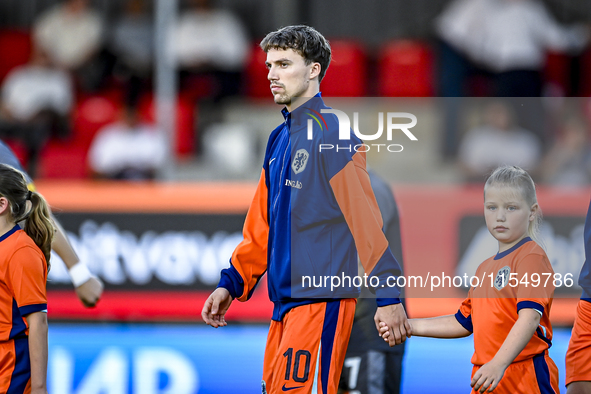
[380,314,472,340]
[24,311,48,394]
[471,308,541,393]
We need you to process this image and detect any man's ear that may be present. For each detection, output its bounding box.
[309,62,321,81]
[0,197,9,216]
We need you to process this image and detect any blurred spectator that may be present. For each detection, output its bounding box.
[0,47,73,178]
[109,0,153,106]
[33,0,106,92]
[541,116,591,186]
[173,0,249,101]
[339,170,406,394]
[88,106,166,180]
[436,0,589,97]
[458,101,542,182]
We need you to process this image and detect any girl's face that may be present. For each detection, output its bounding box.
[484,185,537,252]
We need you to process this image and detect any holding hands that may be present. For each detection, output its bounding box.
[374,303,412,346]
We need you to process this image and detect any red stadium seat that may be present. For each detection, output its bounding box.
[0,30,32,83]
[38,94,121,179]
[3,140,27,166]
[138,94,196,157]
[378,40,434,97]
[544,51,571,96]
[244,42,270,98]
[38,140,89,179]
[72,94,121,148]
[580,48,591,97]
[321,40,368,97]
[39,92,196,178]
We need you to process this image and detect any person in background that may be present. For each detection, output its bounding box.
[109,0,154,105]
[0,46,73,178]
[435,0,589,159]
[88,105,167,180]
[435,0,589,97]
[0,140,103,308]
[458,100,542,183]
[33,0,106,92]
[339,170,407,394]
[173,0,249,101]
[565,198,591,394]
[541,116,591,186]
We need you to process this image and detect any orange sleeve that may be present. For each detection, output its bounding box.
[329,151,388,275]
[228,169,269,301]
[455,295,473,332]
[515,254,554,313]
[9,246,47,314]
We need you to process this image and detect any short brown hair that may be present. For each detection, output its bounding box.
[260,25,331,82]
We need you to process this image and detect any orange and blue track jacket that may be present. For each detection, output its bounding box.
[218,94,402,321]
[579,198,591,302]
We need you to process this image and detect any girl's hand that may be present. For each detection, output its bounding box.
[470,360,507,393]
[379,321,390,341]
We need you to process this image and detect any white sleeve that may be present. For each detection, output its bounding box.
[530,2,589,52]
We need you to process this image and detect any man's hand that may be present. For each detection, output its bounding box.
[374,303,411,346]
[201,288,233,328]
[75,277,104,308]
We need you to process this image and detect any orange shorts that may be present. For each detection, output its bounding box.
[471,352,559,394]
[0,337,32,394]
[566,299,591,386]
[262,299,356,394]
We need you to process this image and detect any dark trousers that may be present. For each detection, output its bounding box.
[339,350,404,394]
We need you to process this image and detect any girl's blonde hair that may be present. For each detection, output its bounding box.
[484,165,543,247]
[0,164,54,268]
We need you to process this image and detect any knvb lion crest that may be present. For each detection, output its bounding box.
[291,149,309,174]
[494,266,511,290]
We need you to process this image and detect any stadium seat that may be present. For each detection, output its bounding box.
[38,94,120,179]
[138,94,196,157]
[38,140,89,179]
[544,51,571,96]
[39,92,196,178]
[579,48,591,97]
[0,29,32,83]
[3,140,27,166]
[244,41,270,98]
[377,40,434,97]
[321,40,368,97]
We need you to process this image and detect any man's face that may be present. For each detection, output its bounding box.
[265,48,317,107]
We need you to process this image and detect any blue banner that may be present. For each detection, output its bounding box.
[48,324,267,394]
[47,324,571,394]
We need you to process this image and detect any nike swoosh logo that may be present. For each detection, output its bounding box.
[269,158,276,165]
[282,383,304,391]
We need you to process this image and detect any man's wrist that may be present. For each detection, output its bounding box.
[68,262,93,287]
[376,297,401,307]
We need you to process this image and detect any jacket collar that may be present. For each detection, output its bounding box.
[281,92,325,133]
